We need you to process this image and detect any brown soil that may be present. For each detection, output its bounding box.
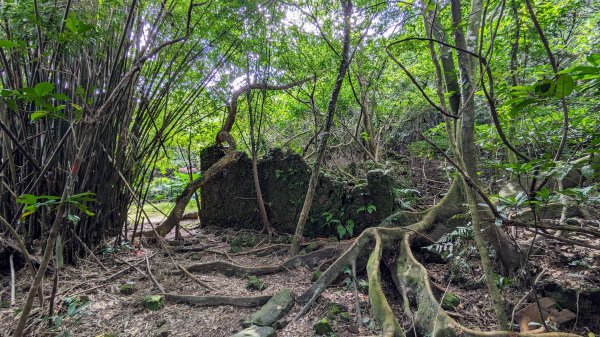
[1,220,598,337]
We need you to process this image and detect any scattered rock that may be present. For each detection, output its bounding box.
[441,292,460,310]
[119,283,136,295]
[230,325,276,337]
[339,312,351,322]
[246,288,295,326]
[313,318,334,335]
[325,302,347,321]
[143,295,164,311]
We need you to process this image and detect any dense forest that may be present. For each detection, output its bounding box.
[0,0,599,336]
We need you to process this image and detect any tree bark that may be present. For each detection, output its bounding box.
[450,0,509,329]
[288,0,353,257]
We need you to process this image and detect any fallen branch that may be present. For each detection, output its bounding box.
[163,293,272,307]
[146,253,165,293]
[180,244,349,277]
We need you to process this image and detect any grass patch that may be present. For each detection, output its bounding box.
[128,199,198,220]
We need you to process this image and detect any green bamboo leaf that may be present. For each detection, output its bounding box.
[0,40,20,48]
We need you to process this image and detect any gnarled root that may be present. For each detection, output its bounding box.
[163,293,271,307]
[295,224,578,337]
[179,244,350,277]
[392,233,578,337]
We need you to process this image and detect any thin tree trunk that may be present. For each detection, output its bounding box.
[289,0,353,257]
[450,0,509,329]
[148,150,241,237]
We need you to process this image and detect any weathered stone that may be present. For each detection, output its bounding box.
[441,292,460,310]
[246,288,295,326]
[119,283,136,295]
[325,302,347,320]
[143,295,164,311]
[313,318,334,335]
[200,146,397,237]
[542,281,600,316]
[230,325,276,337]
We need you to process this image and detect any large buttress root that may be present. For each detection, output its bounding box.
[390,232,578,337]
[367,230,403,337]
[297,222,578,336]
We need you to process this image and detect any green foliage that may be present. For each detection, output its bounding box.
[16,192,96,222]
[425,226,475,260]
[336,219,354,240]
[357,202,377,214]
[246,275,266,291]
[393,188,420,209]
[492,273,511,289]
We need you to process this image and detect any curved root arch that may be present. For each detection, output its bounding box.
[297,225,578,337]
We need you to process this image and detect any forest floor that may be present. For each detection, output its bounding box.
[1,217,599,337]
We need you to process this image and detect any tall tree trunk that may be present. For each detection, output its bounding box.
[289,0,353,257]
[450,0,509,329]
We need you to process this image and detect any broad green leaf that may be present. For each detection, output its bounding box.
[534,79,555,97]
[66,15,95,34]
[16,194,38,205]
[554,74,574,98]
[34,82,55,97]
[53,93,70,101]
[31,111,49,122]
[587,53,600,66]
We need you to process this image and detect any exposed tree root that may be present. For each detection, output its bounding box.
[391,232,579,337]
[179,244,350,277]
[294,222,578,337]
[171,244,218,253]
[163,293,272,307]
[367,230,403,337]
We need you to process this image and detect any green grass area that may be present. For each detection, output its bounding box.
[127,199,198,220]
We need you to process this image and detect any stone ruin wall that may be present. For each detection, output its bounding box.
[200,146,397,237]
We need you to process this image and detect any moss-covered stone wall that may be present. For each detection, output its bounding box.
[200,146,396,237]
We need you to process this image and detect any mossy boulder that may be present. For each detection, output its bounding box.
[441,292,460,310]
[313,318,334,335]
[324,302,348,321]
[143,295,164,311]
[246,288,295,327]
[119,283,136,295]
